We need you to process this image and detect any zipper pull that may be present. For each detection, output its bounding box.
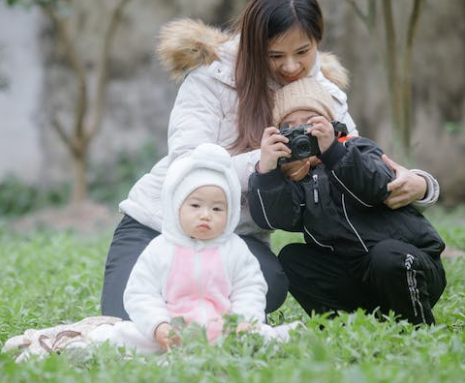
[313,174,319,204]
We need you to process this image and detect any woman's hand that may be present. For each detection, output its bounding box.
[382,154,427,209]
[257,127,291,173]
[154,322,181,351]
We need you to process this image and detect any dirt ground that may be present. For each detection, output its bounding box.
[10,200,122,236]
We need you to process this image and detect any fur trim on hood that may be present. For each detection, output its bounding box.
[156,18,349,90]
[157,18,231,83]
[319,52,350,90]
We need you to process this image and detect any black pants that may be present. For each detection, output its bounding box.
[279,239,446,325]
[101,215,289,320]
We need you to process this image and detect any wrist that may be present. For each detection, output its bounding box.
[416,174,427,200]
[154,322,170,338]
[256,160,274,174]
[410,169,440,207]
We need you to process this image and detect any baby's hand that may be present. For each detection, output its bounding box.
[154,322,180,351]
[236,321,258,335]
[306,116,335,154]
[258,127,291,173]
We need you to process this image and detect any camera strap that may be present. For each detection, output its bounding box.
[330,121,348,139]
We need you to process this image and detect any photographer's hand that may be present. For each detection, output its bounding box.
[307,116,335,153]
[281,115,334,181]
[258,127,291,173]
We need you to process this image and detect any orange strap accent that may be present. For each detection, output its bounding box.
[338,135,357,143]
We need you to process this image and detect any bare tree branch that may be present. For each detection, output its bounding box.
[346,0,377,31]
[43,3,88,143]
[406,0,425,48]
[51,114,70,146]
[346,0,369,25]
[401,0,425,146]
[347,0,427,163]
[51,114,85,158]
[87,0,132,143]
[381,0,400,124]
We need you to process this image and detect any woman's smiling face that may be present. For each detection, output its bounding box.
[268,25,318,86]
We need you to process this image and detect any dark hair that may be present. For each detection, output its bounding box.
[232,0,323,153]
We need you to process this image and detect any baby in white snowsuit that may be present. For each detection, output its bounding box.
[123,142,270,350]
[3,143,300,361]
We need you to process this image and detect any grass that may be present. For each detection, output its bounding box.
[0,205,464,383]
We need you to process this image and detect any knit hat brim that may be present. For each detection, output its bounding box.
[272,78,335,126]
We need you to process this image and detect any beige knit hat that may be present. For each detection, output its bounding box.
[272,78,336,127]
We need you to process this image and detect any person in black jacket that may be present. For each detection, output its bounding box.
[248,77,447,325]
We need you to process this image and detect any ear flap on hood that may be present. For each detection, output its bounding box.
[161,143,241,245]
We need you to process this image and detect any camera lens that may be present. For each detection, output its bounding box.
[291,136,312,159]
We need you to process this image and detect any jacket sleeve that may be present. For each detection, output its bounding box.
[248,167,305,232]
[167,67,260,192]
[167,67,224,160]
[320,137,394,207]
[409,169,440,211]
[123,237,172,340]
[227,236,267,323]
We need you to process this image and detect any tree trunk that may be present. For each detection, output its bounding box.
[45,0,132,204]
[347,0,424,167]
[71,148,88,205]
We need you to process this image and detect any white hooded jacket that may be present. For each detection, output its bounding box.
[123,143,268,343]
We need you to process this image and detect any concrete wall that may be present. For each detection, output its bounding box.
[0,3,44,182]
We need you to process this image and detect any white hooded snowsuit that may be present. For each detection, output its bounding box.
[123,143,268,343]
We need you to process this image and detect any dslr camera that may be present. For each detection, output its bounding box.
[278,121,348,165]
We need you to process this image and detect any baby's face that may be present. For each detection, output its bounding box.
[179,185,228,240]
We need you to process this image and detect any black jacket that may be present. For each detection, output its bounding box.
[248,137,445,258]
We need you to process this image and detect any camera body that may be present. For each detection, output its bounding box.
[278,124,320,165]
[278,121,348,165]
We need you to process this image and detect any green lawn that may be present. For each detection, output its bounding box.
[0,206,464,383]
